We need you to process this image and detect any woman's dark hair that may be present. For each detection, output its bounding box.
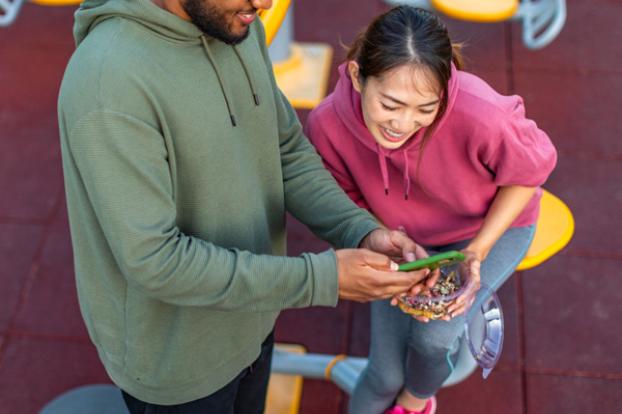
[347,6,463,142]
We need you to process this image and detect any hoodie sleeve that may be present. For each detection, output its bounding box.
[65,108,348,311]
[305,108,371,210]
[255,22,379,249]
[480,95,557,187]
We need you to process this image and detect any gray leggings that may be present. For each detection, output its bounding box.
[348,225,535,414]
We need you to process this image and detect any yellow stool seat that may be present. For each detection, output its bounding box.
[516,190,574,271]
[431,0,519,22]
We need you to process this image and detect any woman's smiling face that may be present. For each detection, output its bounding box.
[349,61,441,150]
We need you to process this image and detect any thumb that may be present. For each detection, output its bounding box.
[362,249,398,271]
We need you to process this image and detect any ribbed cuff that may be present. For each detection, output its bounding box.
[308,250,339,307]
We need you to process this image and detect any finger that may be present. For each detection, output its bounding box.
[413,315,429,323]
[470,259,481,274]
[446,299,465,314]
[388,231,419,261]
[398,269,431,287]
[361,249,398,271]
[391,232,430,265]
[426,268,441,288]
[450,304,467,318]
[390,255,407,263]
[404,251,416,263]
[413,243,429,260]
[408,281,428,296]
[376,270,429,296]
[458,283,480,306]
[449,294,476,316]
[373,230,403,257]
[448,289,474,309]
[396,237,428,261]
[452,294,464,307]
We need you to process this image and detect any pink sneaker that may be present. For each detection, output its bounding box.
[383,396,437,414]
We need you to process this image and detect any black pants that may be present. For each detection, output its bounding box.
[122,331,275,414]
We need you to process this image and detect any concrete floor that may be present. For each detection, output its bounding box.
[1,1,621,413]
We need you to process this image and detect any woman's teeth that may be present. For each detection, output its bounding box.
[382,128,406,140]
[384,127,404,138]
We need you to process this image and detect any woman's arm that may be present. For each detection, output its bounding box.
[466,185,537,260]
[447,185,536,319]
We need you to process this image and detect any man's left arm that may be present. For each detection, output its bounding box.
[276,89,379,248]
[253,29,376,250]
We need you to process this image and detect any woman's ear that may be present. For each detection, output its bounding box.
[348,61,363,93]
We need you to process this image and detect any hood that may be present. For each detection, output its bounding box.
[74,0,204,46]
[333,62,460,199]
[73,0,261,127]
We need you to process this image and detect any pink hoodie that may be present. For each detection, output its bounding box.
[305,64,557,246]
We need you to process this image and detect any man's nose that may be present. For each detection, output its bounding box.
[251,0,273,10]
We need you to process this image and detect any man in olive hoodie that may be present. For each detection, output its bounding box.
[58,0,430,411]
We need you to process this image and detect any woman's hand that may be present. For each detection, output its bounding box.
[445,249,481,319]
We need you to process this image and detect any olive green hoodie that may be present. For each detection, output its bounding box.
[58,0,377,404]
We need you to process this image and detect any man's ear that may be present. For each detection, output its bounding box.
[348,60,363,93]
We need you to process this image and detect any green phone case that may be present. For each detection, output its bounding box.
[398,250,465,272]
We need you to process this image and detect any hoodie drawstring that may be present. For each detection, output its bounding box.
[200,36,261,127]
[376,144,411,200]
[376,144,390,196]
[233,46,261,106]
[201,36,237,126]
[403,152,411,200]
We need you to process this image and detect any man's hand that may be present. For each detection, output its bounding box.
[360,228,440,296]
[335,248,430,302]
[359,228,427,263]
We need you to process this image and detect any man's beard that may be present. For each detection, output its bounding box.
[183,0,250,45]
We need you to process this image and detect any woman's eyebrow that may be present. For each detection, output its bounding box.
[419,99,440,107]
[380,92,439,107]
[380,92,407,106]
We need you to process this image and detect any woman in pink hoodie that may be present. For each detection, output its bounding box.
[305,6,557,414]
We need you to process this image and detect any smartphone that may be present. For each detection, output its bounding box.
[398,250,465,272]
